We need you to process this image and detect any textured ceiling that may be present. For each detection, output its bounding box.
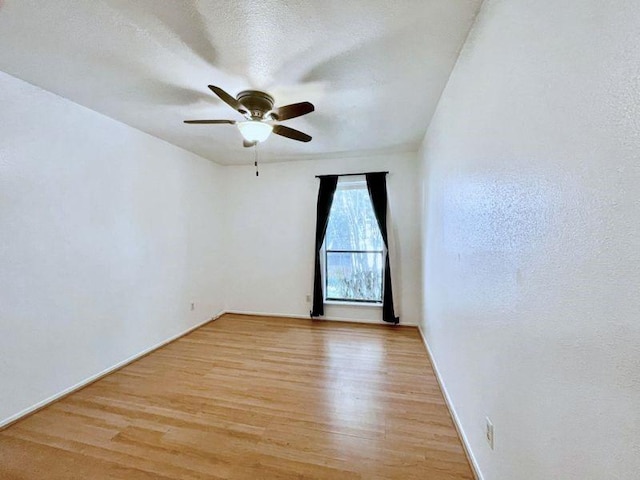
[0,0,482,164]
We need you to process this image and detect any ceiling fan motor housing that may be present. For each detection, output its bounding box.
[236,90,274,120]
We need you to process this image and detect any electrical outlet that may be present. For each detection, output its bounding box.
[306,294,311,303]
[485,417,494,450]
[190,302,195,311]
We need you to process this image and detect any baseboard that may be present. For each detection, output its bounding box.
[223,309,417,326]
[0,310,225,430]
[417,325,484,480]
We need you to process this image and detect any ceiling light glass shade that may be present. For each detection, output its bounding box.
[237,121,273,143]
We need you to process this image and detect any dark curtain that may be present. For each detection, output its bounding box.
[310,175,339,317]
[366,173,400,324]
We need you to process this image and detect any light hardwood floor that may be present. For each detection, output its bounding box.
[0,314,474,479]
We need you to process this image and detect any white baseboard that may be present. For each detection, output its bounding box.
[223,309,417,326]
[0,310,225,430]
[417,325,484,480]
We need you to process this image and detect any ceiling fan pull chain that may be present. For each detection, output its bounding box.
[254,144,259,177]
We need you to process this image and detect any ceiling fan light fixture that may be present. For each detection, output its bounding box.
[237,121,273,143]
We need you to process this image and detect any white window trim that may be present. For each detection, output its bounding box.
[324,300,383,308]
[322,177,385,306]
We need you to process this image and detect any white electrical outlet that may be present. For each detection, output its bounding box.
[306,294,311,303]
[190,302,195,311]
[485,417,494,450]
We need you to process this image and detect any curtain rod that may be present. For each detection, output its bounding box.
[315,171,388,178]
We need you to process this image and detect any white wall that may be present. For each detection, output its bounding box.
[0,72,226,426]
[418,1,640,478]
[224,152,421,325]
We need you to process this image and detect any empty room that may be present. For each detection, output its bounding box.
[1,1,638,479]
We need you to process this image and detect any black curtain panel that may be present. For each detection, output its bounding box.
[310,175,339,317]
[366,173,400,324]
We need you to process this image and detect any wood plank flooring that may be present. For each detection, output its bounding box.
[0,314,474,479]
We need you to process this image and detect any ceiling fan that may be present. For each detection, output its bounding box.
[184,85,314,147]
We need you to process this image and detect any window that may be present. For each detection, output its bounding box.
[324,179,384,303]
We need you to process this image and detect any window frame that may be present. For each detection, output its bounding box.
[322,178,385,305]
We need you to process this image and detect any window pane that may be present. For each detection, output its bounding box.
[325,185,384,251]
[326,251,383,302]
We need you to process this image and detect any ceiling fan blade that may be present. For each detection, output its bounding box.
[269,101,314,121]
[243,140,257,148]
[208,85,247,114]
[184,119,236,124]
[272,124,312,142]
